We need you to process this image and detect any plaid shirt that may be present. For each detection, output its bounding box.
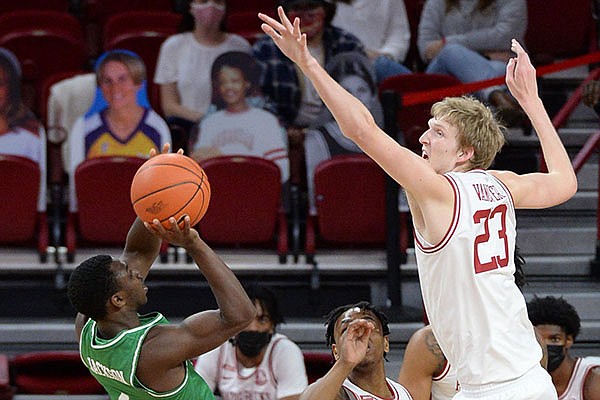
[253,26,366,127]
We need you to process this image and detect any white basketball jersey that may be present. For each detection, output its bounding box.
[559,356,600,399]
[431,361,459,400]
[342,377,413,400]
[415,170,541,387]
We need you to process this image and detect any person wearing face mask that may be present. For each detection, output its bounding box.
[194,286,308,400]
[527,296,600,400]
[154,0,250,152]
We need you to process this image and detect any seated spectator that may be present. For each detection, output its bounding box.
[332,0,412,82]
[195,286,308,400]
[582,79,600,117]
[417,0,528,127]
[68,50,171,212]
[154,0,251,152]
[527,296,600,399]
[0,47,46,212]
[253,0,366,186]
[304,52,382,215]
[190,51,290,185]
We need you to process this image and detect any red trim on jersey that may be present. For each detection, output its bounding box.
[432,360,450,381]
[414,173,461,253]
[558,357,582,400]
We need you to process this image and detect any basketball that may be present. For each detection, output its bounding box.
[130,153,211,227]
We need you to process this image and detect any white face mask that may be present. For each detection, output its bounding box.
[190,2,226,28]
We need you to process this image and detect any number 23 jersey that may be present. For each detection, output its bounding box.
[414,170,541,388]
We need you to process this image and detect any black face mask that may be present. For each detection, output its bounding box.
[235,331,272,358]
[546,345,566,372]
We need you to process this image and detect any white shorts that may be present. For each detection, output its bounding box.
[453,365,557,400]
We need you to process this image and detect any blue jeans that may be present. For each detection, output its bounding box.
[374,55,412,83]
[425,43,506,99]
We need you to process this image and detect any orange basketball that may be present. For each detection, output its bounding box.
[130,153,211,227]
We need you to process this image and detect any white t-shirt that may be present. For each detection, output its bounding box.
[194,333,308,400]
[0,125,47,211]
[154,32,250,115]
[194,107,289,183]
[332,0,410,62]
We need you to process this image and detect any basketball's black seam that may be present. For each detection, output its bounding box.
[132,180,200,204]
[136,163,203,179]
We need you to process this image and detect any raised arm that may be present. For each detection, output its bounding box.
[492,40,577,208]
[141,216,255,366]
[299,319,373,400]
[258,8,444,201]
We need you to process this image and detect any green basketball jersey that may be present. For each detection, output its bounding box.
[79,312,215,400]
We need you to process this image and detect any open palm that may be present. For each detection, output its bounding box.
[259,7,313,67]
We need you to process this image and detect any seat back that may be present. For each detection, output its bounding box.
[103,10,182,50]
[199,155,282,244]
[378,73,461,153]
[314,154,387,244]
[0,155,40,243]
[226,0,276,14]
[10,351,104,395]
[0,0,68,14]
[226,11,268,44]
[86,0,174,26]
[0,10,83,39]
[74,156,145,244]
[303,351,333,384]
[525,0,596,64]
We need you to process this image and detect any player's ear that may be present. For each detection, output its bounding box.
[457,146,474,162]
[331,344,339,361]
[109,291,126,308]
[565,334,574,350]
[383,336,390,353]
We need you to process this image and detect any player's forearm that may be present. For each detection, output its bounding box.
[186,238,255,329]
[299,57,378,147]
[299,360,354,400]
[122,218,161,277]
[523,97,577,201]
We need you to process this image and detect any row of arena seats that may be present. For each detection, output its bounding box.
[0,0,597,122]
[3,72,470,266]
[0,350,332,397]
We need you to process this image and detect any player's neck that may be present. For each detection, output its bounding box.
[550,355,577,395]
[348,364,390,398]
[97,312,141,339]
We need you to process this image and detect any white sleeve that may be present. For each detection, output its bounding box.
[379,0,411,62]
[194,346,221,392]
[154,35,180,84]
[67,116,86,212]
[271,339,308,399]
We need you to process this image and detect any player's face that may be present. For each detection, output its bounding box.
[99,61,140,110]
[217,66,249,109]
[287,5,326,40]
[535,324,572,348]
[111,260,148,308]
[419,117,464,173]
[333,307,389,366]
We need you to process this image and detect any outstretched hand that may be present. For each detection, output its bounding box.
[505,39,538,106]
[259,7,313,68]
[144,215,199,248]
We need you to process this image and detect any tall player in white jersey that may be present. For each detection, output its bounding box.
[528,296,600,400]
[258,8,577,400]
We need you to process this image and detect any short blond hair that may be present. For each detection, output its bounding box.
[431,96,505,170]
[96,50,146,86]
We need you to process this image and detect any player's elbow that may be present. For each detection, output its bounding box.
[223,301,256,331]
[344,112,378,146]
